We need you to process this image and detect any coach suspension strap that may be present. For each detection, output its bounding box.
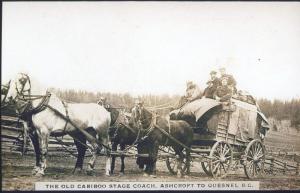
[164,118,171,146]
[61,100,69,133]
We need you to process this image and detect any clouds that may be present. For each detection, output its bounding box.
[2,2,300,99]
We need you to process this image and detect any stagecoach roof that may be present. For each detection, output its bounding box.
[177,98,270,128]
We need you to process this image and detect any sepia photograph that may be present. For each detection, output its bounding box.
[1,1,300,191]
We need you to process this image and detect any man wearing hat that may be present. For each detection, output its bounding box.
[219,67,237,93]
[131,98,147,142]
[213,77,232,102]
[185,81,201,102]
[202,70,220,99]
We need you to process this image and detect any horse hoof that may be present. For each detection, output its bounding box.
[143,173,149,177]
[86,170,94,176]
[72,168,83,175]
[32,167,39,175]
[138,168,144,173]
[35,172,44,177]
[150,174,157,178]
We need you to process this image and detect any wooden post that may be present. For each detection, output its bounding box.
[283,162,287,174]
[270,158,274,174]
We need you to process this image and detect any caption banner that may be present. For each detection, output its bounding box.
[35,181,259,191]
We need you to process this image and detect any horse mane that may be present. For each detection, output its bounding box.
[141,108,153,128]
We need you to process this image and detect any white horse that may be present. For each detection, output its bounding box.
[6,73,113,176]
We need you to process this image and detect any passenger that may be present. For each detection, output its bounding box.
[213,77,233,102]
[202,70,220,99]
[185,81,201,102]
[219,67,237,94]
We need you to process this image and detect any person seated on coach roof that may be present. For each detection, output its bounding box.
[202,70,220,99]
[219,67,237,94]
[213,77,233,102]
[185,81,201,102]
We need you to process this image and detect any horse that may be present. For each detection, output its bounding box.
[108,111,146,175]
[5,73,117,176]
[130,106,194,177]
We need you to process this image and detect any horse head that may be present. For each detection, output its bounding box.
[5,72,49,117]
[6,73,31,102]
[130,105,153,130]
[1,80,11,104]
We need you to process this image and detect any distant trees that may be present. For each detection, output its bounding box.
[49,88,300,129]
[257,98,300,128]
[49,88,181,112]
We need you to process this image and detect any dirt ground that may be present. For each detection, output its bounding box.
[2,152,300,191]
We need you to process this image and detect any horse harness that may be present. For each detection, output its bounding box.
[61,100,69,133]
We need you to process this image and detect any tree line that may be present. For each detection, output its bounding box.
[258,98,300,128]
[50,88,300,129]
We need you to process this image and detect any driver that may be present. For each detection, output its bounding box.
[131,99,147,142]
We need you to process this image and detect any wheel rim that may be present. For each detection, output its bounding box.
[166,148,188,175]
[243,140,265,179]
[201,161,212,176]
[209,141,233,178]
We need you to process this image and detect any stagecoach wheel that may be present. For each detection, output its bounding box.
[209,141,233,179]
[165,149,188,175]
[243,139,265,179]
[201,161,212,176]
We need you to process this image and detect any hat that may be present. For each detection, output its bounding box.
[206,80,213,85]
[221,76,229,81]
[135,98,143,105]
[210,70,217,75]
[186,81,193,86]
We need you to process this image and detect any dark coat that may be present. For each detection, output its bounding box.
[213,85,232,102]
[221,74,236,87]
[203,77,220,99]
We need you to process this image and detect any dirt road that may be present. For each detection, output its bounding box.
[2,152,300,190]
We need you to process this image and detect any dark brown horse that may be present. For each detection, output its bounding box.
[108,112,143,175]
[130,106,194,177]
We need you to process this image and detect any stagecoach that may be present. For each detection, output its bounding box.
[1,76,271,179]
[166,97,270,179]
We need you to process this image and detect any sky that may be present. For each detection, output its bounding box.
[2,2,300,100]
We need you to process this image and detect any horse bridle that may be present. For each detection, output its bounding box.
[12,73,51,117]
[1,80,11,107]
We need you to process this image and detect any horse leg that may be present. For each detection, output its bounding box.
[72,133,87,174]
[36,127,49,177]
[110,142,117,175]
[186,148,191,175]
[29,130,41,175]
[143,164,150,177]
[102,136,112,176]
[86,128,98,175]
[175,148,184,178]
[120,143,126,175]
[149,142,159,177]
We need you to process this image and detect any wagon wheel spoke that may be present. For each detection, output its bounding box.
[222,144,228,155]
[246,155,254,160]
[253,142,258,155]
[244,140,265,179]
[209,141,232,178]
[212,162,220,174]
[224,148,230,156]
